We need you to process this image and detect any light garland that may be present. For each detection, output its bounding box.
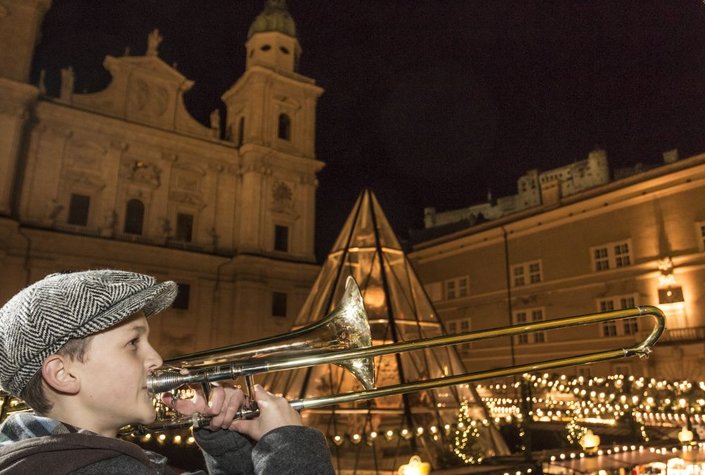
[453,400,484,464]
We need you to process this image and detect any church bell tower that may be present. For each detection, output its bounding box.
[221,0,323,258]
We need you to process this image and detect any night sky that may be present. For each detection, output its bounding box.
[31,1,705,260]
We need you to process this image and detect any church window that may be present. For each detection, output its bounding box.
[173,283,191,310]
[272,291,287,318]
[68,194,90,226]
[274,224,289,252]
[237,117,245,147]
[175,213,193,242]
[124,199,144,235]
[278,113,291,140]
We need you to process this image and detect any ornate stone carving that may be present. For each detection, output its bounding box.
[128,80,169,117]
[69,141,107,173]
[128,79,149,112]
[152,86,168,116]
[271,180,298,219]
[66,171,106,189]
[159,218,172,237]
[45,198,64,224]
[169,190,206,208]
[175,174,199,192]
[120,159,161,188]
[272,181,293,208]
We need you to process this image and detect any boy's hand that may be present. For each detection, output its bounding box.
[229,384,302,441]
[161,385,247,431]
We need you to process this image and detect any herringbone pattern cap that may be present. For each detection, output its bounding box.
[0,269,177,396]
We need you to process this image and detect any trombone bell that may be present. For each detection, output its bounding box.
[149,276,374,393]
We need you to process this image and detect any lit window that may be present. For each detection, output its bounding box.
[528,262,541,283]
[444,276,469,300]
[514,308,545,344]
[591,240,632,272]
[593,248,610,271]
[68,194,90,226]
[531,309,545,343]
[274,225,289,252]
[272,291,287,318]
[445,280,456,300]
[124,199,144,235]
[614,243,631,267]
[512,261,542,287]
[513,267,525,287]
[598,295,639,336]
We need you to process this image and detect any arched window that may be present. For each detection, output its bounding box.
[124,199,144,235]
[237,117,245,147]
[278,113,291,141]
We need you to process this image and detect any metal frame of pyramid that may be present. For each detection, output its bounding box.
[262,190,507,473]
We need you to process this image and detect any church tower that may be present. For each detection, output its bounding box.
[0,0,51,83]
[222,0,323,259]
[0,0,52,216]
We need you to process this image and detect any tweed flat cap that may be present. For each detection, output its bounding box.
[0,269,177,396]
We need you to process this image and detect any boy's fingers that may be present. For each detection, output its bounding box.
[204,386,225,415]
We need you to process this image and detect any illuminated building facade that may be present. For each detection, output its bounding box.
[411,152,705,382]
[0,0,323,356]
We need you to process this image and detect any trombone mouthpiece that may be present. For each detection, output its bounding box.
[147,370,191,394]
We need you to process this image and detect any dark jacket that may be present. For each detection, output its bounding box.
[0,413,334,474]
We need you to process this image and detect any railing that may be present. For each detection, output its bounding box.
[651,326,705,344]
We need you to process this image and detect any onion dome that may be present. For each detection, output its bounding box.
[247,0,296,39]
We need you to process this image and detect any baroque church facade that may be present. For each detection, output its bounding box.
[0,0,324,356]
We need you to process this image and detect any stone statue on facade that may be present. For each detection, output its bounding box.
[210,109,221,138]
[146,29,163,56]
[60,66,74,101]
[102,210,118,237]
[46,198,64,225]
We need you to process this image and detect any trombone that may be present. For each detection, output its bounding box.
[143,276,666,432]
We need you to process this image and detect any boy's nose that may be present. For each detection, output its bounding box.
[145,343,163,371]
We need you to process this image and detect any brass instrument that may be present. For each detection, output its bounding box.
[144,276,666,432]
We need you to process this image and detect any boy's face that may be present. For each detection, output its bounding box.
[70,311,163,435]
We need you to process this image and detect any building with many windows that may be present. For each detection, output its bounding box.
[411,152,705,381]
[0,0,323,356]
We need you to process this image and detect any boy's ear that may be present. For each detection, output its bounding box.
[41,355,80,395]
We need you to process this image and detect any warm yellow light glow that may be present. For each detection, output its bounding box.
[397,455,431,475]
[579,429,600,454]
[677,426,694,444]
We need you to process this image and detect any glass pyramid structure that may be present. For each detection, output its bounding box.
[262,190,507,472]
